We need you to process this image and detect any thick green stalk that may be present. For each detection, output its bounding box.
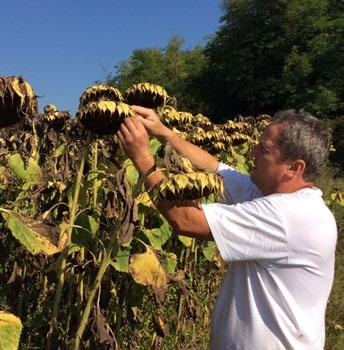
[92,140,99,211]
[68,133,92,241]
[47,133,92,349]
[72,236,118,350]
[75,253,85,319]
[31,120,39,162]
[75,140,98,318]
[64,272,75,341]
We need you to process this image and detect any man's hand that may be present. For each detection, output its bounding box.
[117,117,152,167]
[132,105,172,141]
[131,105,219,172]
[118,113,213,241]
[117,116,166,193]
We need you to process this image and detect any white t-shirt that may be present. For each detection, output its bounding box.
[201,163,337,350]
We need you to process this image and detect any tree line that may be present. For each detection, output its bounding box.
[106,0,343,122]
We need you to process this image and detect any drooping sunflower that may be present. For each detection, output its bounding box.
[77,100,133,135]
[40,104,71,130]
[0,76,38,128]
[79,84,123,107]
[124,83,169,109]
[152,172,223,201]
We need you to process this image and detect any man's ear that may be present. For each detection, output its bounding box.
[287,159,306,177]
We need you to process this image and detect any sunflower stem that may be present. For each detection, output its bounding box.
[75,139,98,318]
[46,132,92,349]
[72,228,118,350]
[92,140,99,211]
[31,120,39,162]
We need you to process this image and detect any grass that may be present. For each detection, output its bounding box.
[320,166,344,349]
[326,239,344,349]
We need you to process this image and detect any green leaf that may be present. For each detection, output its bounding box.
[178,235,192,248]
[235,144,250,155]
[142,217,172,250]
[123,159,139,186]
[149,138,161,155]
[7,154,42,187]
[0,209,61,256]
[0,311,22,350]
[233,162,249,175]
[202,241,217,261]
[111,246,131,273]
[53,143,67,158]
[161,252,177,273]
[72,213,99,246]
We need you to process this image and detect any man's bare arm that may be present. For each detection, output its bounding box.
[132,105,220,173]
[134,156,213,241]
[117,117,213,241]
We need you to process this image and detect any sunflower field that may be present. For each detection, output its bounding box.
[0,76,342,350]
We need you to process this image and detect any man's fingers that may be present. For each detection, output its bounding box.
[118,120,132,138]
[130,116,142,127]
[117,129,124,143]
[132,105,154,117]
[122,117,139,133]
[128,117,148,134]
[136,116,150,127]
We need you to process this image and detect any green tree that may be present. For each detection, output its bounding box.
[106,36,207,112]
[201,0,344,120]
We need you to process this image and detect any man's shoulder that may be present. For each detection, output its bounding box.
[217,163,262,203]
[246,187,335,230]
[258,187,323,206]
[260,187,337,244]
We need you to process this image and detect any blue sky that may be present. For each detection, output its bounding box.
[2,0,223,114]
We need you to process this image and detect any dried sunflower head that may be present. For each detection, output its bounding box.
[44,104,57,114]
[79,84,123,107]
[187,127,215,146]
[159,106,179,127]
[158,107,194,131]
[207,129,227,142]
[40,104,71,130]
[220,120,237,133]
[194,114,213,130]
[229,132,253,146]
[162,143,197,174]
[124,83,169,109]
[0,76,38,128]
[152,172,223,201]
[77,100,133,135]
[209,141,226,153]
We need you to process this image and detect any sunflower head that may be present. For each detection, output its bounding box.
[40,104,71,130]
[79,84,123,108]
[152,172,224,201]
[124,83,169,109]
[77,100,133,135]
[0,76,38,128]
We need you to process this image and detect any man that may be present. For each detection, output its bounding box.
[117,107,337,350]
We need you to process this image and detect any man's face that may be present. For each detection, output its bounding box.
[250,123,290,195]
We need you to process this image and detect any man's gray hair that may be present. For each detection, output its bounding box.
[272,109,331,182]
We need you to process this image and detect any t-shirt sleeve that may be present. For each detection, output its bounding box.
[201,197,289,262]
[216,162,261,204]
